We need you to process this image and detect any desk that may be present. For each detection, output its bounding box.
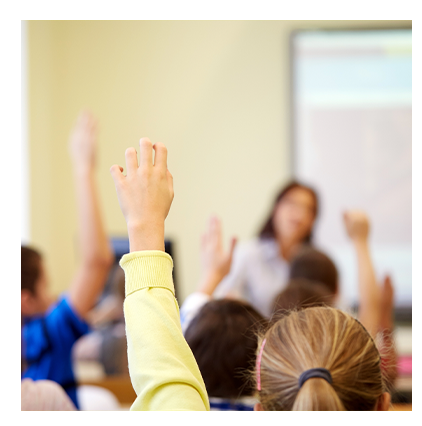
[390,404,412,411]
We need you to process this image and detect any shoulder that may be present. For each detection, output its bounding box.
[44,294,90,339]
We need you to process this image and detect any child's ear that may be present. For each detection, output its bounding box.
[21,290,35,316]
[376,392,391,411]
[254,402,264,411]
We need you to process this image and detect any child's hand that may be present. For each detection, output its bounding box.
[110,138,174,252]
[198,216,237,295]
[343,210,370,243]
[69,111,98,172]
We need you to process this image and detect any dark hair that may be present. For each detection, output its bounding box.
[185,299,267,398]
[259,181,319,243]
[21,246,42,295]
[271,278,334,319]
[289,246,339,294]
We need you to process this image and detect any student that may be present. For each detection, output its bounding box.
[213,181,320,317]
[254,306,391,410]
[185,299,265,410]
[271,211,397,385]
[21,379,76,411]
[289,245,339,296]
[271,278,334,315]
[179,216,265,410]
[343,211,397,385]
[110,138,390,410]
[21,112,114,409]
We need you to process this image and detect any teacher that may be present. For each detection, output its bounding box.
[213,181,319,317]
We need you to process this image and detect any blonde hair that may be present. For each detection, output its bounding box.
[255,306,385,410]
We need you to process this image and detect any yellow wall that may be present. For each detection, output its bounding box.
[27,20,411,301]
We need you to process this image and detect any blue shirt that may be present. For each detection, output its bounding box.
[22,295,90,409]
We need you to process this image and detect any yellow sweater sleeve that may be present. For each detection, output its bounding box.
[120,250,210,411]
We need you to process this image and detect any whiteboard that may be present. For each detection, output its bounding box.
[291,29,412,307]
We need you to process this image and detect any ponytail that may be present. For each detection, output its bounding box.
[293,378,345,411]
[254,307,385,411]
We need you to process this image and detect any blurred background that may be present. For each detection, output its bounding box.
[21,20,412,408]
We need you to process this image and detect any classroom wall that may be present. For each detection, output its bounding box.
[27,20,411,302]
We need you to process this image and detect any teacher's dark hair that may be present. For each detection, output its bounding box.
[258,181,319,243]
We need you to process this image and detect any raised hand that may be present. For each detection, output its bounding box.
[68,111,114,319]
[198,216,237,295]
[110,138,174,252]
[344,209,380,337]
[343,210,370,243]
[69,111,98,172]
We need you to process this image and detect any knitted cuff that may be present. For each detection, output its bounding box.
[119,250,174,297]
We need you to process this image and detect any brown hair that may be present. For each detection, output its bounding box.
[289,245,339,294]
[21,246,42,295]
[271,278,334,319]
[259,181,319,243]
[254,306,385,411]
[185,299,267,398]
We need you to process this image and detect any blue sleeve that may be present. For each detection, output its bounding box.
[43,295,90,352]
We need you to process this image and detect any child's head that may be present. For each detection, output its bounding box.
[272,278,334,318]
[21,246,52,317]
[185,299,267,399]
[289,246,339,295]
[254,306,390,411]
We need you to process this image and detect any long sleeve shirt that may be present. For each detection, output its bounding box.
[120,250,210,411]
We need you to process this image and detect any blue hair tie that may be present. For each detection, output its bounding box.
[298,368,332,389]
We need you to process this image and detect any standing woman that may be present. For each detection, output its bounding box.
[213,181,319,317]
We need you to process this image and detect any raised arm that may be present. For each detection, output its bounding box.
[180,216,236,332]
[379,275,398,386]
[343,210,381,337]
[68,112,114,319]
[110,138,209,410]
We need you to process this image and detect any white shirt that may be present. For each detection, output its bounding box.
[213,238,290,317]
[180,292,212,334]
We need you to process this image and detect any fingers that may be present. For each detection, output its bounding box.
[201,233,208,250]
[139,137,153,167]
[154,142,168,170]
[383,275,394,292]
[125,147,138,175]
[209,216,221,248]
[77,110,93,128]
[228,236,237,260]
[110,164,124,184]
[90,116,98,136]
